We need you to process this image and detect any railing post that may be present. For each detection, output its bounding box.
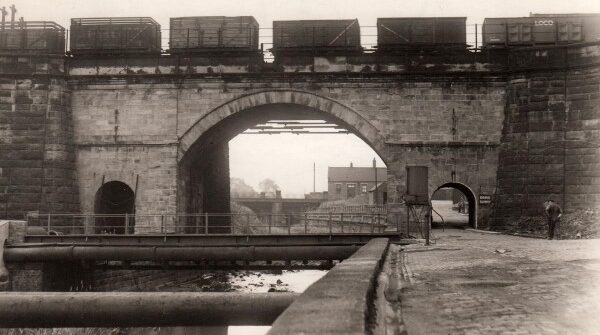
[24,213,29,233]
[304,212,308,234]
[406,206,410,236]
[370,214,375,233]
[246,214,251,234]
[125,214,129,235]
[204,213,209,235]
[425,207,431,246]
[47,214,51,233]
[340,213,344,233]
[328,212,332,235]
[268,215,272,234]
[195,215,200,234]
[160,215,164,234]
[288,215,291,235]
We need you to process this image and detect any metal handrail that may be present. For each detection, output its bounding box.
[24,212,390,237]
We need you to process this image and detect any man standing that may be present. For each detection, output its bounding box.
[543,200,562,240]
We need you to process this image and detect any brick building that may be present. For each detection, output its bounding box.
[328,164,387,202]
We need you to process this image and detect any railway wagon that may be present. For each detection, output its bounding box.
[482,14,600,48]
[377,17,467,49]
[70,17,161,54]
[530,13,600,44]
[0,21,65,53]
[169,16,259,53]
[272,19,361,53]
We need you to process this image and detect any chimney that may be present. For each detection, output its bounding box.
[350,162,353,168]
[275,190,282,199]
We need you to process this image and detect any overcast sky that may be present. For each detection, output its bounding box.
[10,0,599,195]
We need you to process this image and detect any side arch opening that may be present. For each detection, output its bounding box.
[431,182,477,229]
[94,181,135,234]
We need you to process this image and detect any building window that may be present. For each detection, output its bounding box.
[335,183,342,195]
[361,183,368,193]
[347,183,356,198]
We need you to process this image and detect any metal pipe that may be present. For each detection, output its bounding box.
[0,292,297,327]
[4,245,359,262]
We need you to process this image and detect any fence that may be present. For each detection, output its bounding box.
[310,204,387,214]
[24,212,390,236]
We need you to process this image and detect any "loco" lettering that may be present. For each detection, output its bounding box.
[534,20,554,26]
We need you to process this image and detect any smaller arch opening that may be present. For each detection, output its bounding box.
[431,182,477,229]
[94,181,135,234]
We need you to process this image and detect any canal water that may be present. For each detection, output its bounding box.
[228,269,327,335]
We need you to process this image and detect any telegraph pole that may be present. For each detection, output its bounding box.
[313,162,315,193]
[373,158,378,205]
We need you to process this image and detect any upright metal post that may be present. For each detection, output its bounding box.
[160,215,164,233]
[328,213,332,234]
[246,213,251,234]
[370,214,375,233]
[406,206,410,236]
[287,215,291,235]
[475,23,478,50]
[0,7,6,48]
[124,214,129,234]
[204,213,209,235]
[373,158,378,205]
[304,212,308,234]
[424,205,431,246]
[9,4,16,29]
[47,215,51,233]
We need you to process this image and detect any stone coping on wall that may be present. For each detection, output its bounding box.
[267,238,389,335]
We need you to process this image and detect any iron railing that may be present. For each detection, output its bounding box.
[24,212,391,236]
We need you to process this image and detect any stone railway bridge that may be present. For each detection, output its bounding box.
[0,44,599,232]
[0,44,598,331]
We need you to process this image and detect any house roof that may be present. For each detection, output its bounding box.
[328,167,387,182]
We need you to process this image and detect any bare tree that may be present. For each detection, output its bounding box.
[258,178,280,197]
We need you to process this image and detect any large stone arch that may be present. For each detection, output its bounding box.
[178,89,388,162]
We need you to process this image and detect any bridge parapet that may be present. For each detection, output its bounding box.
[268,238,389,334]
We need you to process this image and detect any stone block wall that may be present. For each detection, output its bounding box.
[490,45,600,226]
[0,55,79,219]
[71,75,505,229]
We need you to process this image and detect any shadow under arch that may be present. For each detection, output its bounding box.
[176,90,390,233]
[178,89,389,163]
[94,180,135,234]
[433,182,477,229]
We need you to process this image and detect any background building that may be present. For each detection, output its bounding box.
[327,164,387,202]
